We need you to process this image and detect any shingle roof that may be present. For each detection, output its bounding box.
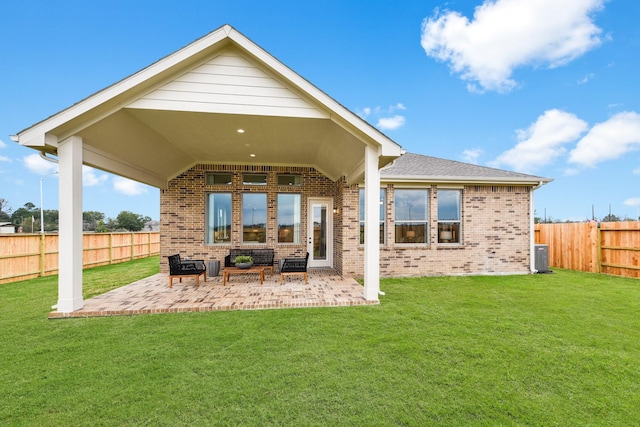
[381,153,552,184]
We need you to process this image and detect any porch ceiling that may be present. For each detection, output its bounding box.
[71,107,368,187]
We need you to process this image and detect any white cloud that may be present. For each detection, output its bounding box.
[23,153,58,175]
[462,148,483,164]
[633,167,640,175]
[83,166,108,187]
[623,197,640,207]
[490,109,588,173]
[0,139,9,163]
[377,115,406,130]
[563,168,581,176]
[359,107,372,118]
[577,73,595,84]
[358,103,407,131]
[569,111,640,167]
[358,102,407,130]
[114,177,148,196]
[421,0,605,92]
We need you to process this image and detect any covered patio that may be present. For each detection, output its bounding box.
[49,269,376,319]
[13,24,403,316]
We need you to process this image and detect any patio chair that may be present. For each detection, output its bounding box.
[168,254,207,288]
[280,252,309,284]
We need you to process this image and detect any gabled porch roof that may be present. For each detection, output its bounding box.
[13,24,394,312]
[13,24,403,187]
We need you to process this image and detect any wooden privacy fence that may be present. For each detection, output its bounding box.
[535,221,640,279]
[0,232,160,285]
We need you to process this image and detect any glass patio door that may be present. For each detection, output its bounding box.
[308,198,333,268]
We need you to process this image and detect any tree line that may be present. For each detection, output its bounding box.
[535,211,639,224]
[0,198,153,232]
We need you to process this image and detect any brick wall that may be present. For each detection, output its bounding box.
[342,184,534,277]
[161,166,534,278]
[160,164,335,273]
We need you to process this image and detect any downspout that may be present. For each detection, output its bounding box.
[530,181,544,273]
[40,151,59,164]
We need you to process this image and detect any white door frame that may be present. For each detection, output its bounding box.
[307,197,333,268]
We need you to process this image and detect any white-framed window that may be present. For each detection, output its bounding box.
[394,189,429,244]
[206,193,232,244]
[359,188,385,244]
[437,189,461,244]
[242,193,267,243]
[277,193,301,243]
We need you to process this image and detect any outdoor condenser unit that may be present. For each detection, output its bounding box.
[534,244,549,273]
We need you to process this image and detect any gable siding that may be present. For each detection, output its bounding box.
[128,51,326,118]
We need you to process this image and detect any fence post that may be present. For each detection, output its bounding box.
[109,233,114,264]
[597,226,602,274]
[130,233,135,260]
[39,234,45,277]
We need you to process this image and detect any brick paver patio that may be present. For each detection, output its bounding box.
[49,269,377,318]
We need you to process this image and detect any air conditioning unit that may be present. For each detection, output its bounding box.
[534,244,550,273]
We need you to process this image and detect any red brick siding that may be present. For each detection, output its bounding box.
[342,185,533,277]
[160,164,335,273]
[161,166,533,277]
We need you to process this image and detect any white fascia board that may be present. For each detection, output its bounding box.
[16,26,233,146]
[226,28,403,158]
[381,175,554,186]
[20,133,59,148]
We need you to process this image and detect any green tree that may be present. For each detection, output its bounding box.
[11,203,38,231]
[0,198,11,221]
[83,211,105,231]
[42,210,59,232]
[115,211,151,232]
[602,213,621,222]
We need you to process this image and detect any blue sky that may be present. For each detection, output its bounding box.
[1,0,639,222]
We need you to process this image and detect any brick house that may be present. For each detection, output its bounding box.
[12,25,550,314]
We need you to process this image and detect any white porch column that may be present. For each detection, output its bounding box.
[363,145,380,301]
[57,136,84,312]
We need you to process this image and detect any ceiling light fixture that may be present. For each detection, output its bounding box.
[237,129,245,133]
[250,153,256,157]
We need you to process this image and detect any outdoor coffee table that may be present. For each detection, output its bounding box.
[222,266,266,286]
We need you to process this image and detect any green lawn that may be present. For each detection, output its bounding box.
[2,258,639,426]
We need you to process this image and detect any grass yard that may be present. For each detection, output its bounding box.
[1,257,639,426]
